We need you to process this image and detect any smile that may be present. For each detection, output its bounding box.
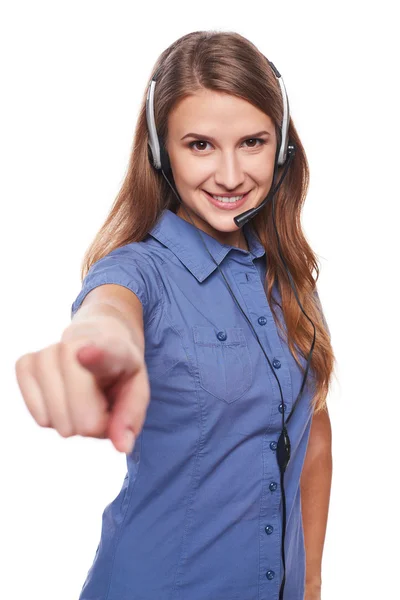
[203,190,251,210]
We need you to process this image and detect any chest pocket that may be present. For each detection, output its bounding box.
[193,326,253,404]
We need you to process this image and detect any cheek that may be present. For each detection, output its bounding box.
[173,160,210,189]
[250,162,274,183]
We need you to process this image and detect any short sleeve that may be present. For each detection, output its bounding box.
[70,245,162,324]
[313,287,331,339]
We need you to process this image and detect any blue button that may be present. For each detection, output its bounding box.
[266,570,275,580]
[269,441,277,451]
[278,403,287,414]
[272,358,281,369]
[265,525,274,535]
[258,316,267,326]
[269,482,278,492]
[216,331,227,341]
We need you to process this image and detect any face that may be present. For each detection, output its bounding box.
[165,88,277,249]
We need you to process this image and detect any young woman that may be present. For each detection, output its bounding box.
[15,30,335,600]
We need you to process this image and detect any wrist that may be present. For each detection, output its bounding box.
[305,577,322,589]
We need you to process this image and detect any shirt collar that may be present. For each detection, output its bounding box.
[148,209,265,283]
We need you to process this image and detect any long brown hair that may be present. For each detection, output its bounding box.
[80,30,336,414]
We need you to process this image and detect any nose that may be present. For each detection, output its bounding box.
[213,150,245,191]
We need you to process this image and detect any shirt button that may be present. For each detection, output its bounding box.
[265,525,274,535]
[216,330,227,341]
[272,358,281,369]
[266,570,275,580]
[278,403,287,414]
[269,481,278,492]
[269,441,277,451]
[258,316,267,326]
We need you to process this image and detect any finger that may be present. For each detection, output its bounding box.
[107,363,151,454]
[15,353,51,428]
[76,337,137,389]
[60,340,110,438]
[34,344,75,438]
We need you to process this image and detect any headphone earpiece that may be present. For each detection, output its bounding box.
[159,139,171,174]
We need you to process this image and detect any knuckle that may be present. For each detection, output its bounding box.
[34,347,49,374]
[58,340,77,364]
[35,412,52,429]
[15,353,34,378]
[57,425,75,439]
[58,340,72,355]
[76,414,105,438]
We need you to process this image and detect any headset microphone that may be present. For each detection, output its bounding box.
[234,144,296,228]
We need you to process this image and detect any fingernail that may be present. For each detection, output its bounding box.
[123,429,135,454]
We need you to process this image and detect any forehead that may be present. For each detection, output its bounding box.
[168,89,273,135]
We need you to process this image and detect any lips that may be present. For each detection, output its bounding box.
[202,189,250,211]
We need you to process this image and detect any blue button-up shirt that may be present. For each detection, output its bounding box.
[71,208,316,600]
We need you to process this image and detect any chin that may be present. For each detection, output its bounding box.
[205,214,242,232]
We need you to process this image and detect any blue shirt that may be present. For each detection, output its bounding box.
[71,208,316,600]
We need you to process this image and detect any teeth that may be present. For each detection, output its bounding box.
[212,194,244,203]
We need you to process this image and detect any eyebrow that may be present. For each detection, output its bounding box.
[180,130,271,142]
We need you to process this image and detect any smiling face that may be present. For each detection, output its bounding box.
[165,88,277,249]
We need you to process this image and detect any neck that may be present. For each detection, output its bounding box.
[175,205,249,251]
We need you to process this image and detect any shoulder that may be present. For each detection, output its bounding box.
[110,236,169,270]
[71,238,165,323]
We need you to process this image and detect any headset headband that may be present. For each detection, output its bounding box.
[146,58,290,170]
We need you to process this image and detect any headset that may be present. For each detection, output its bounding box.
[146,56,317,600]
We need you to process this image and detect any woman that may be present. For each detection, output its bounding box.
[15,30,335,600]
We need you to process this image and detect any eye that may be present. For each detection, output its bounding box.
[243,138,266,148]
[188,140,212,152]
[188,138,266,152]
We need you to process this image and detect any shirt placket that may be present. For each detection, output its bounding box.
[231,260,294,599]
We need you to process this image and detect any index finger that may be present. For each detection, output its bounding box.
[60,340,110,438]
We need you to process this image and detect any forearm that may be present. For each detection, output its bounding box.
[66,300,145,353]
[300,410,332,589]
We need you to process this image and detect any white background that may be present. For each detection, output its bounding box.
[1,1,398,598]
